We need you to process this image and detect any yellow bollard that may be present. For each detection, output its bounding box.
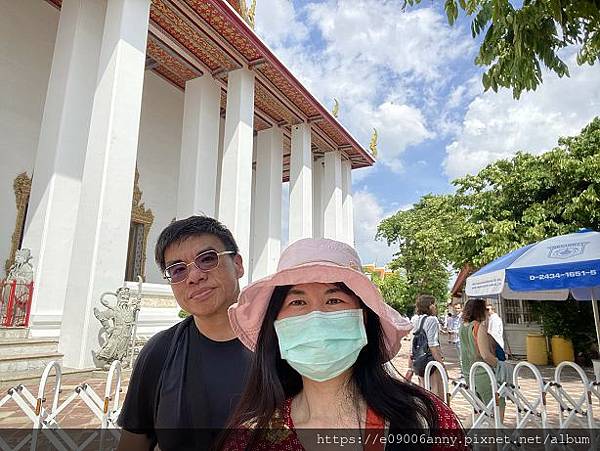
[551,336,575,365]
[527,334,548,365]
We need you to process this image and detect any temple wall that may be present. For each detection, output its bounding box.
[135,71,184,284]
[0,0,59,277]
[0,2,184,287]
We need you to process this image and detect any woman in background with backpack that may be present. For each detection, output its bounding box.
[406,294,446,400]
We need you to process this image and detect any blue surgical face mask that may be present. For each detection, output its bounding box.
[273,309,368,382]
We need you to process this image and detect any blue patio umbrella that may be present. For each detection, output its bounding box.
[465,230,600,351]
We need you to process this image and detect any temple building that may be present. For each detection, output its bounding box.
[1,0,374,369]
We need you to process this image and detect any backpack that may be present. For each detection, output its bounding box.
[411,316,434,376]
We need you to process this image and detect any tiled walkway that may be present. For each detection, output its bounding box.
[1,339,598,429]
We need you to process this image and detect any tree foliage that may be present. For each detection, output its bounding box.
[404,0,600,98]
[376,195,465,304]
[371,271,414,316]
[452,117,600,268]
[377,117,600,298]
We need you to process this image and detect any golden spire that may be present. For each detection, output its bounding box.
[369,128,378,157]
[332,98,339,118]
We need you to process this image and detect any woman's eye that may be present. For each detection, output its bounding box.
[326,298,343,304]
[289,299,306,306]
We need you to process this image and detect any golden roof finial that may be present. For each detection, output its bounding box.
[332,98,339,118]
[369,128,378,157]
[248,0,256,29]
[239,0,256,29]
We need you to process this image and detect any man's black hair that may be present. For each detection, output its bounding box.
[155,216,239,271]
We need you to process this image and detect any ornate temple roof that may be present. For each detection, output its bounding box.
[45,0,375,179]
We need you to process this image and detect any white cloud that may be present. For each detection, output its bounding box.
[254,0,309,47]
[352,189,398,266]
[306,1,472,82]
[444,53,600,179]
[254,0,474,174]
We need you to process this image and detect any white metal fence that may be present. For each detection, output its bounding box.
[424,359,598,429]
[0,361,122,451]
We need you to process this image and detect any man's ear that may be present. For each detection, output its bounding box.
[233,253,244,279]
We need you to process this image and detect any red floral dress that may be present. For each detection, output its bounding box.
[223,395,466,450]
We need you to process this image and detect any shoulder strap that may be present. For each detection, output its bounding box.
[473,321,481,356]
[154,316,194,428]
[417,315,427,333]
[364,407,385,451]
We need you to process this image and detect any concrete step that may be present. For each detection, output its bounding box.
[0,338,58,356]
[0,366,95,387]
[0,327,29,339]
[0,352,63,374]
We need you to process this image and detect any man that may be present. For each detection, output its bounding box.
[445,302,463,378]
[117,216,251,450]
[486,300,506,360]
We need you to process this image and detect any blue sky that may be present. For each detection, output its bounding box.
[254,0,600,266]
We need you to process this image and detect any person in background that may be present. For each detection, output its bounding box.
[459,298,506,423]
[407,294,446,400]
[486,300,506,361]
[445,302,463,379]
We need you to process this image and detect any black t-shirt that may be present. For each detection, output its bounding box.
[118,319,252,450]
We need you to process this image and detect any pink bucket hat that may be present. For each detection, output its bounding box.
[228,238,413,360]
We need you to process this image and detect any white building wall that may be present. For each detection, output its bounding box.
[135,71,184,284]
[0,0,59,275]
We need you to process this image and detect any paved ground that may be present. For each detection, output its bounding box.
[1,339,598,429]
[392,337,599,428]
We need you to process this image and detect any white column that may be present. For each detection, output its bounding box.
[312,157,324,238]
[59,0,151,369]
[252,127,283,281]
[20,0,106,337]
[176,75,221,218]
[215,116,226,217]
[323,151,343,240]
[288,123,312,242]
[342,159,354,245]
[218,68,255,286]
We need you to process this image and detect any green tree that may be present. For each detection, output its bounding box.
[371,271,414,316]
[451,117,600,267]
[376,195,465,305]
[404,0,600,98]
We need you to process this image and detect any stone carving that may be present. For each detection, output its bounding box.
[332,98,339,118]
[369,128,378,157]
[93,277,142,369]
[6,249,34,283]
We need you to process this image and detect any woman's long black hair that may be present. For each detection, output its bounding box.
[218,284,439,449]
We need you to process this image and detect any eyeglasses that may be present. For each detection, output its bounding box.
[163,250,235,284]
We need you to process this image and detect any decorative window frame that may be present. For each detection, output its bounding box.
[128,168,154,280]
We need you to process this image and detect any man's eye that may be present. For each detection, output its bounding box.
[326,298,343,304]
[170,265,187,276]
[289,299,306,306]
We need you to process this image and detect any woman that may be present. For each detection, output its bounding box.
[406,294,446,400]
[221,238,463,450]
[459,298,505,422]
